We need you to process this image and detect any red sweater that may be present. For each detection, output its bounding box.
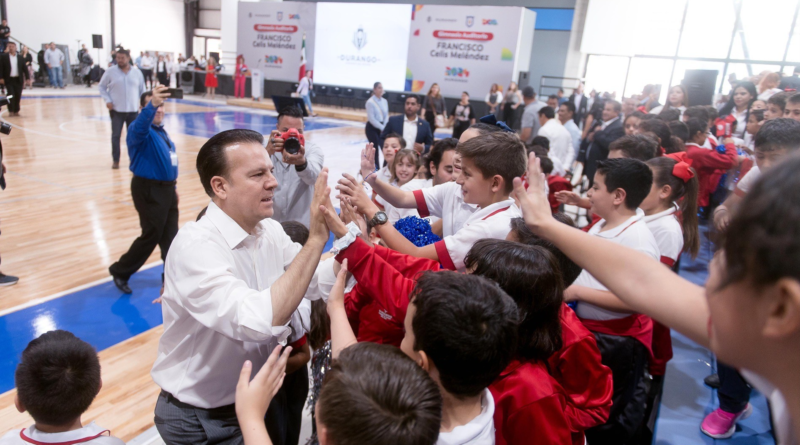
[337,237,440,346]
[547,304,613,445]
[547,175,573,214]
[684,141,738,207]
[489,359,573,445]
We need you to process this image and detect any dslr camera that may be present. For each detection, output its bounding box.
[280,128,305,155]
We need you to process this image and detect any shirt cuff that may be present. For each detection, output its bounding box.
[434,240,457,271]
[413,189,430,218]
[238,288,291,343]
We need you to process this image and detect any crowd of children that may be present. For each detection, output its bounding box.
[6,84,800,445]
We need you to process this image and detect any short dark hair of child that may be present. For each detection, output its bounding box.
[508,215,583,286]
[538,156,554,175]
[538,106,555,119]
[788,92,800,106]
[595,158,653,210]
[464,240,563,361]
[317,342,442,445]
[457,132,527,194]
[15,330,101,426]
[608,134,659,161]
[383,132,408,149]
[467,122,503,135]
[281,221,309,246]
[410,271,519,397]
[668,120,690,143]
[686,117,708,139]
[684,105,709,124]
[638,118,675,152]
[704,105,719,121]
[767,91,789,112]
[657,108,681,122]
[527,144,548,158]
[753,118,800,152]
[531,136,550,152]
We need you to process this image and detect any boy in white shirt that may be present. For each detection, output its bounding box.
[339,130,526,272]
[563,158,660,444]
[1,331,124,445]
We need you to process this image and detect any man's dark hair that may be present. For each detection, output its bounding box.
[753,118,800,153]
[281,221,309,246]
[686,117,708,139]
[538,106,555,119]
[547,94,559,102]
[427,138,458,173]
[684,105,709,123]
[467,122,502,135]
[767,92,789,112]
[383,132,408,149]
[15,330,101,426]
[277,106,304,124]
[140,91,153,108]
[116,49,130,58]
[410,271,518,397]
[531,136,550,152]
[606,100,622,114]
[668,120,690,143]
[196,129,264,197]
[522,86,535,99]
[595,158,653,210]
[538,156,554,175]
[657,108,681,122]
[457,132,526,194]
[406,94,420,105]
[465,240,563,361]
[318,342,442,445]
[559,101,576,115]
[608,134,659,161]
[509,215,582,286]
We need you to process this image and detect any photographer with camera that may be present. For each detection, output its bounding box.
[265,106,324,228]
[109,85,179,294]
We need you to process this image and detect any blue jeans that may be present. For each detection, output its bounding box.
[48,66,64,88]
[302,94,313,114]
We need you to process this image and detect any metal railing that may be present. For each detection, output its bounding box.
[538,75,583,97]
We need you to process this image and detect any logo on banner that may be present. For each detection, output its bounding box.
[482,19,498,25]
[433,30,493,41]
[289,14,300,19]
[254,24,298,33]
[277,11,283,21]
[466,16,474,27]
[353,26,367,50]
[264,55,283,65]
[445,67,469,78]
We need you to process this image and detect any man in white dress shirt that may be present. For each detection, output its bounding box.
[151,129,331,444]
[536,106,574,176]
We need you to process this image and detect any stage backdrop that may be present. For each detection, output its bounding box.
[405,5,535,98]
[237,2,317,82]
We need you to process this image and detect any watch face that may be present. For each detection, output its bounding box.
[375,211,388,224]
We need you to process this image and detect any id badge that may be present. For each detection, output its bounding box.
[170,151,178,167]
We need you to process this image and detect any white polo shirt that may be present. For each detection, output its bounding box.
[574,212,660,321]
[436,389,496,445]
[1,423,124,445]
[433,199,521,272]
[413,181,478,238]
[386,178,434,224]
[642,205,683,267]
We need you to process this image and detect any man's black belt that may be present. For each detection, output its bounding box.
[134,175,176,187]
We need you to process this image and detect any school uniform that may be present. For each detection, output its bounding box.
[436,389,496,445]
[414,181,478,238]
[336,237,440,346]
[547,304,614,445]
[387,178,434,224]
[572,212,660,444]
[547,175,572,214]
[684,141,738,208]
[489,359,573,445]
[0,423,124,445]
[432,200,521,272]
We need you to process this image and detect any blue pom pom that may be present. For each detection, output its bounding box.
[394,216,441,247]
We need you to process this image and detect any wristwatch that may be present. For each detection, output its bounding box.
[368,211,388,228]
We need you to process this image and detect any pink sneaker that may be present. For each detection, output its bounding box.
[700,403,753,439]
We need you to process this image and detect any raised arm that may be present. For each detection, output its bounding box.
[357,144,417,209]
[514,153,710,347]
[327,260,358,359]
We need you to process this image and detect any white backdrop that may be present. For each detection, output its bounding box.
[236,2,317,82]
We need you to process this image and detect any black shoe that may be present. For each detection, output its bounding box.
[0,273,19,287]
[113,276,132,294]
[704,373,720,389]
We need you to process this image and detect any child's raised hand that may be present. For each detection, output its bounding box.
[513,152,554,233]
[327,259,348,313]
[555,190,581,205]
[337,173,378,217]
[235,345,292,426]
[360,143,376,179]
[341,199,368,237]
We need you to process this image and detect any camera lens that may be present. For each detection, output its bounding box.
[284,137,300,154]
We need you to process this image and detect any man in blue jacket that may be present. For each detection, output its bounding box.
[110,85,179,293]
[380,94,433,154]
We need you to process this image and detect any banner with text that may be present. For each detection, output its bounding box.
[405,5,532,98]
[237,2,317,82]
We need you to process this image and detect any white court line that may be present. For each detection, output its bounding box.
[0,261,163,318]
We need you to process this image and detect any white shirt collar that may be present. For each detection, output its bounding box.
[404,114,418,123]
[22,422,108,444]
[205,201,262,250]
[642,204,678,223]
[465,199,517,224]
[436,389,495,445]
[594,211,643,239]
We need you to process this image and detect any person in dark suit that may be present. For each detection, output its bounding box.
[380,94,433,154]
[584,100,624,186]
[568,82,589,126]
[0,42,30,116]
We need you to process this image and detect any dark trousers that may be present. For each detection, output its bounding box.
[265,367,309,445]
[452,120,470,140]
[110,110,138,163]
[157,71,169,87]
[5,77,23,113]
[586,332,650,445]
[109,176,179,281]
[365,122,382,169]
[142,68,154,88]
[424,109,437,134]
[718,362,751,413]
[155,391,243,445]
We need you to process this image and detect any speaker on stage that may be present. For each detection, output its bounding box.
[92,35,103,49]
[682,69,718,107]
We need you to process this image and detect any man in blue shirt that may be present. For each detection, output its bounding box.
[365,81,388,169]
[98,49,145,169]
[109,85,179,294]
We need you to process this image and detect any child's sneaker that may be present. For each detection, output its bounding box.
[700,403,752,439]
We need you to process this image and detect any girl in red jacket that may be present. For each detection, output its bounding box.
[683,118,740,209]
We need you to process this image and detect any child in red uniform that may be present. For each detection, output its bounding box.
[464,240,576,445]
[683,118,739,210]
[507,216,613,445]
[539,157,573,214]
